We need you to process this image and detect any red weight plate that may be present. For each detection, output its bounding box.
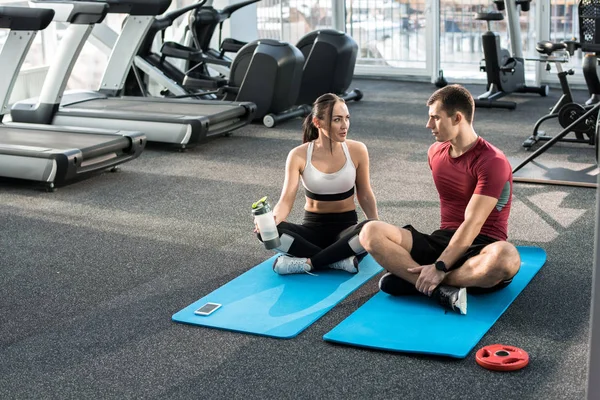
[476,344,529,371]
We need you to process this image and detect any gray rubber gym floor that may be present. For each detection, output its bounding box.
[0,79,595,399]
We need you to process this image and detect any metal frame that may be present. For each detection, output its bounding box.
[588,158,600,398]
[91,22,190,96]
[0,30,37,116]
[99,15,154,95]
[38,24,92,105]
[504,0,523,58]
[426,0,441,84]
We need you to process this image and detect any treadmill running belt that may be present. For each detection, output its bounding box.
[0,127,130,158]
[63,98,248,122]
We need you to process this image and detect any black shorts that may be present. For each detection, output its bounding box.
[404,225,513,294]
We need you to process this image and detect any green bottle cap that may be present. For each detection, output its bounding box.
[252,196,268,210]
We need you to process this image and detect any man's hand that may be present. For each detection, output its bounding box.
[408,264,446,296]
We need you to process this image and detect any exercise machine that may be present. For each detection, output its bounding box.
[474,0,548,109]
[262,29,364,128]
[181,38,307,125]
[186,0,261,79]
[580,0,600,107]
[583,51,600,105]
[12,0,256,149]
[293,29,363,106]
[121,0,308,127]
[184,1,363,108]
[522,41,596,150]
[124,0,362,127]
[0,4,145,191]
[512,0,600,187]
[185,0,362,105]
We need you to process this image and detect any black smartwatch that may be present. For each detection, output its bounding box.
[435,260,449,272]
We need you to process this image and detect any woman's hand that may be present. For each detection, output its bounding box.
[254,216,279,233]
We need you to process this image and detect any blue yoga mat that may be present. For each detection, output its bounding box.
[172,254,383,338]
[322,246,546,358]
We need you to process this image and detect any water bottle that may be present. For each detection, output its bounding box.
[252,196,281,250]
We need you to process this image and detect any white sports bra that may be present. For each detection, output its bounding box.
[301,141,356,201]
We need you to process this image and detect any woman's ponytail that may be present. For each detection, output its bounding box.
[302,113,318,143]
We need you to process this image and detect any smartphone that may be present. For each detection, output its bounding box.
[194,302,222,316]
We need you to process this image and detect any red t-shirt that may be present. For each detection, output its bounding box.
[428,137,512,241]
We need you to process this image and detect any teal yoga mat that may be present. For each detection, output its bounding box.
[172,254,383,338]
[323,246,546,358]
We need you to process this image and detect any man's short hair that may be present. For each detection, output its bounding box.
[426,84,474,124]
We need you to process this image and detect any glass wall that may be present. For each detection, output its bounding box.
[256,0,428,71]
[256,0,585,84]
[0,0,589,89]
[550,0,581,75]
[345,0,427,69]
[256,0,333,43]
[438,0,536,81]
[551,0,577,42]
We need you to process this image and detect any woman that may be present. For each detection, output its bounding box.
[257,93,378,275]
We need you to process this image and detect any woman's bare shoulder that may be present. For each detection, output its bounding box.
[345,139,368,155]
[287,142,309,168]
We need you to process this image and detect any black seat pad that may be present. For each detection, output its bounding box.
[536,40,567,55]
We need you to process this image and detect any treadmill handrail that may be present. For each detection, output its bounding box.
[158,0,208,26]
[29,1,108,25]
[220,0,261,20]
[0,6,54,31]
[100,0,171,16]
[150,0,208,34]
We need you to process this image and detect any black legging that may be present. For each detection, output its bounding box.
[257,210,371,269]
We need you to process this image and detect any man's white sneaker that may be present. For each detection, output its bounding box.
[432,285,467,315]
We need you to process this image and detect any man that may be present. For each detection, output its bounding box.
[359,85,521,314]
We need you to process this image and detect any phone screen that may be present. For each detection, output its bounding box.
[194,302,221,316]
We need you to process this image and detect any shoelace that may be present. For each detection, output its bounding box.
[440,289,459,311]
[435,288,452,306]
[276,257,318,276]
[330,258,357,273]
[292,260,318,276]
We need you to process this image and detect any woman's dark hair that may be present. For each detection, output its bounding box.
[302,93,345,143]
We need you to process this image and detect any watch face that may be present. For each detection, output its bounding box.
[435,261,446,272]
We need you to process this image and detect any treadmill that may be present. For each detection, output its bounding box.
[0,5,145,191]
[11,0,256,149]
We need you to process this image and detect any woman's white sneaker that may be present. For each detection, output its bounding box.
[328,256,359,274]
[273,255,312,275]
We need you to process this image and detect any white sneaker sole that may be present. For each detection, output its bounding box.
[378,272,393,290]
[456,287,467,315]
